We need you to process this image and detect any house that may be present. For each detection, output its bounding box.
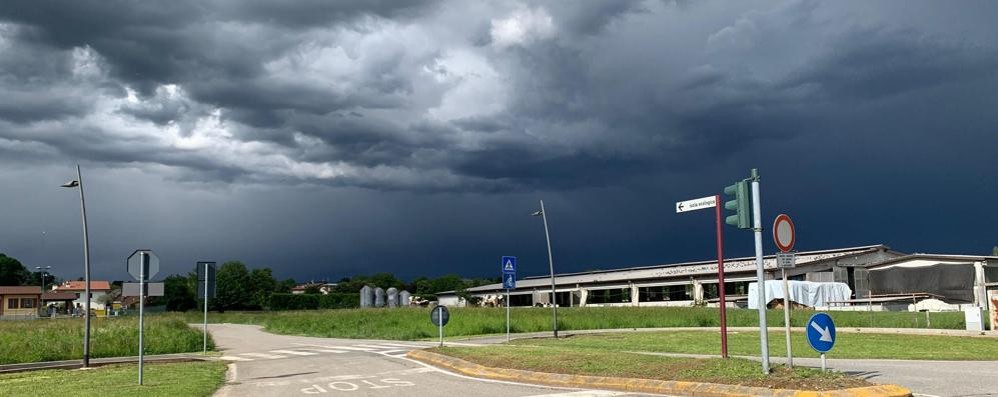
[0,286,42,318]
[52,281,113,311]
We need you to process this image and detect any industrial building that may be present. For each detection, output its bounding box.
[436,244,998,322]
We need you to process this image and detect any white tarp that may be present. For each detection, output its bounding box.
[748,280,852,309]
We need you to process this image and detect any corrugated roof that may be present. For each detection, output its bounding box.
[0,286,42,295]
[450,245,891,295]
[53,281,112,291]
[866,253,998,269]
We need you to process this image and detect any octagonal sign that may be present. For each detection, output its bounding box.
[127,249,159,281]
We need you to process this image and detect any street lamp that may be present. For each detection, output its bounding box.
[35,266,51,292]
[61,164,92,368]
[531,200,559,338]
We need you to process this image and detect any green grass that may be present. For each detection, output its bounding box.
[0,314,213,364]
[432,345,867,391]
[0,361,227,397]
[177,306,969,340]
[513,330,998,360]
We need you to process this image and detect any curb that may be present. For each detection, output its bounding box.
[406,350,912,397]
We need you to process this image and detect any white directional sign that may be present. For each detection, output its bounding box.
[675,196,717,213]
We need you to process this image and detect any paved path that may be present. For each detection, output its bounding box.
[209,324,659,397]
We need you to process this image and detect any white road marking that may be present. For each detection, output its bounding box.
[373,342,431,348]
[292,343,376,351]
[302,348,348,353]
[241,352,287,359]
[270,349,319,356]
[376,349,410,356]
[354,344,408,350]
[219,355,254,361]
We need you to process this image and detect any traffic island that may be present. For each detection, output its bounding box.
[407,349,912,397]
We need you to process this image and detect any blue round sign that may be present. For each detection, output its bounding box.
[806,312,836,353]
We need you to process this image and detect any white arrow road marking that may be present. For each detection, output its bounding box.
[810,321,833,342]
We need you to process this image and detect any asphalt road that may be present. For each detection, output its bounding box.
[209,324,658,397]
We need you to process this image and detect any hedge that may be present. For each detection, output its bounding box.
[268,293,360,310]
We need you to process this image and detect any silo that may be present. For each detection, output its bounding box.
[399,290,411,307]
[374,287,386,307]
[387,287,399,308]
[360,285,374,308]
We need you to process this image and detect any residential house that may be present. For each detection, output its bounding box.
[0,286,42,318]
[52,281,113,311]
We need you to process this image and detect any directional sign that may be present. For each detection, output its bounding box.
[122,282,164,297]
[127,250,159,281]
[773,214,796,252]
[430,305,450,327]
[676,196,717,213]
[806,312,836,353]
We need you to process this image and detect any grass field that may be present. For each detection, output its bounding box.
[432,345,867,391]
[0,361,227,397]
[0,314,212,365]
[513,330,998,360]
[180,306,969,340]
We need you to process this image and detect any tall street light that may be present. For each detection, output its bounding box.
[61,164,92,368]
[35,266,51,293]
[531,200,558,338]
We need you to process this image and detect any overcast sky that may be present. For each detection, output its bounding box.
[1,0,996,283]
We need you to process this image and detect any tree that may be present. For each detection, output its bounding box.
[164,274,197,311]
[248,268,278,309]
[303,284,322,294]
[213,261,252,312]
[276,278,297,293]
[0,253,29,286]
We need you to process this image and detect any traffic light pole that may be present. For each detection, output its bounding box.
[714,195,728,358]
[750,169,770,374]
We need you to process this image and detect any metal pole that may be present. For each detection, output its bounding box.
[438,307,443,347]
[539,200,558,338]
[820,353,826,372]
[782,267,793,368]
[77,164,93,368]
[203,263,208,355]
[139,252,146,385]
[714,195,728,358]
[750,169,770,374]
[506,289,511,342]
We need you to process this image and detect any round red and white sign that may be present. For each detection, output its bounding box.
[773,214,795,252]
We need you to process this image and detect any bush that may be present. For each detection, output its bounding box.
[268,293,359,311]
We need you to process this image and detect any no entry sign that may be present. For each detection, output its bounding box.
[773,214,795,252]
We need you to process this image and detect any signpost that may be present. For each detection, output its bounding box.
[197,261,216,355]
[806,312,836,371]
[501,256,517,342]
[430,305,450,347]
[675,195,728,358]
[126,249,159,385]
[773,214,796,368]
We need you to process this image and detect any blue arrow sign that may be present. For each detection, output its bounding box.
[806,312,836,353]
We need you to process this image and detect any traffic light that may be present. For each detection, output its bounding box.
[724,180,751,229]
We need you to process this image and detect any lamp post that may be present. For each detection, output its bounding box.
[531,200,558,338]
[61,164,92,368]
[35,266,51,293]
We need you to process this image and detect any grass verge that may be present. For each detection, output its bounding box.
[431,345,868,391]
[177,306,969,340]
[0,314,212,365]
[0,361,227,397]
[513,330,998,360]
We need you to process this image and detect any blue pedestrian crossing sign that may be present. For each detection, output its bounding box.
[806,312,836,353]
[501,256,516,289]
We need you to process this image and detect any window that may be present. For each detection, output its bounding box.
[508,294,533,307]
[7,299,16,309]
[20,298,35,309]
[638,285,692,302]
[587,288,631,304]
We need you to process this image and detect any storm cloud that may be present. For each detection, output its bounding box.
[1,1,996,281]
